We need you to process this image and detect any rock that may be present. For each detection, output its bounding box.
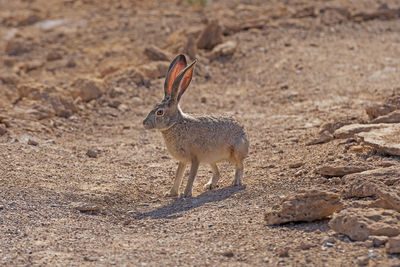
[28,139,38,146]
[221,250,234,258]
[107,87,124,98]
[289,161,303,168]
[196,20,224,50]
[316,166,367,177]
[165,26,203,54]
[118,104,129,112]
[71,202,102,214]
[298,241,315,250]
[356,256,369,266]
[366,104,397,120]
[329,208,400,241]
[3,10,42,27]
[5,40,31,56]
[97,63,120,79]
[17,83,77,118]
[105,67,145,88]
[320,121,348,134]
[0,73,18,85]
[333,123,387,139]
[352,6,400,22]
[371,110,400,123]
[66,58,76,68]
[144,45,170,61]
[342,180,377,199]
[209,41,237,58]
[223,18,268,35]
[35,19,69,30]
[342,167,400,212]
[70,78,105,102]
[342,167,400,189]
[83,256,97,262]
[357,123,400,156]
[320,7,351,25]
[139,61,169,79]
[348,145,365,153]
[46,50,63,61]
[86,149,98,158]
[0,125,6,136]
[363,240,373,248]
[306,133,333,145]
[370,236,389,247]
[373,186,400,212]
[15,60,44,73]
[17,82,43,99]
[183,35,197,59]
[292,6,316,19]
[277,247,289,257]
[265,190,342,225]
[108,100,121,109]
[386,237,400,254]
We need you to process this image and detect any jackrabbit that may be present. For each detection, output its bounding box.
[143,54,249,197]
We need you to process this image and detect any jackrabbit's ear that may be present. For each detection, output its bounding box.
[170,59,197,102]
[164,54,187,99]
[177,59,197,102]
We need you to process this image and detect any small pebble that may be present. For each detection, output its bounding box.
[28,139,38,146]
[289,161,303,168]
[356,256,369,266]
[326,242,334,247]
[86,149,98,158]
[0,125,6,136]
[222,250,234,258]
[277,247,289,257]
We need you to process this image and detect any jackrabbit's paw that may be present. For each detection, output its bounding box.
[232,180,242,187]
[203,182,216,190]
[164,190,178,197]
[180,192,192,198]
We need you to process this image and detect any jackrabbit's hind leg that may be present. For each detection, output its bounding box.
[232,146,245,186]
[204,163,220,190]
[233,161,244,186]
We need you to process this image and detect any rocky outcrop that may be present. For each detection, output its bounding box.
[357,123,400,156]
[342,167,400,212]
[70,78,105,102]
[333,123,386,139]
[196,20,224,50]
[316,166,367,177]
[265,190,342,225]
[329,208,400,241]
[386,237,400,254]
[371,110,400,123]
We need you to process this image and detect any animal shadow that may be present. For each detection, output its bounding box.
[134,185,245,219]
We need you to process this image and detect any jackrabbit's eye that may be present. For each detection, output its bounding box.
[156,109,164,116]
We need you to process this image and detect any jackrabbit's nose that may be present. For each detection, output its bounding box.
[143,118,152,129]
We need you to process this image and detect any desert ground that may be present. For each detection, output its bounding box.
[1,0,400,266]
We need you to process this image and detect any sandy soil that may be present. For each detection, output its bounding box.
[1,0,400,266]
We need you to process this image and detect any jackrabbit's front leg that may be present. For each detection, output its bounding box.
[182,159,199,198]
[165,162,186,197]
